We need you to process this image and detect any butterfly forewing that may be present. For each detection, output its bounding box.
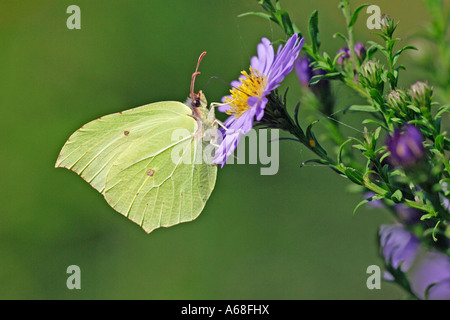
[56,101,217,233]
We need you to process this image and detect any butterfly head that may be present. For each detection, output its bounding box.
[187,51,208,111]
[187,90,208,110]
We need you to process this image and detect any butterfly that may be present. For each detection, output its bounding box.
[55,52,220,233]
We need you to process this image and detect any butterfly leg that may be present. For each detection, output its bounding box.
[214,119,229,131]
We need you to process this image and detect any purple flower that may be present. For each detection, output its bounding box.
[409,250,450,300]
[213,34,304,166]
[392,204,423,225]
[386,125,425,167]
[336,42,366,65]
[379,224,420,273]
[294,55,325,87]
[336,47,351,65]
[365,192,423,225]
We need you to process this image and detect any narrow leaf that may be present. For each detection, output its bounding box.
[348,4,370,28]
[308,10,320,53]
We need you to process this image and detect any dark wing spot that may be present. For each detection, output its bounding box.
[146,169,155,177]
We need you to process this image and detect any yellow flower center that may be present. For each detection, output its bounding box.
[225,67,267,118]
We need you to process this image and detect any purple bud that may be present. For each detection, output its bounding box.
[409,250,450,300]
[380,14,396,38]
[387,89,409,114]
[295,56,314,86]
[336,43,366,65]
[294,56,326,87]
[336,46,351,65]
[386,125,425,167]
[353,42,366,61]
[408,81,433,109]
[359,60,384,90]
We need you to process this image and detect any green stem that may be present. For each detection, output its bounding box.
[340,0,360,72]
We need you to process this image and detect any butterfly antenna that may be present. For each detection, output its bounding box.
[190,51,207,100]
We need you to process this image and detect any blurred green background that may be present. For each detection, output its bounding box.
[0,0,434,299]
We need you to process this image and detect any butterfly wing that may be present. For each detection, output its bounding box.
[56,101,217,233]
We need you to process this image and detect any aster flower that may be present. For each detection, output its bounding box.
[409,250,450,300]
[213,34,304,166]
[386,125,425,168]
[378,224,421,277]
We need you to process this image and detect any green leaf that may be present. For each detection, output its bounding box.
[338,138,356,164]
[424,282,439,300]
[306,120,327,156]
[333,51,347,67]
[365,45,379,61]
[308,72,341,86]
[435,134,445,152]
[373,126,382,142]
[345,105,378,113]
[308,10,320,53]
[435,104,450,119]
[362,119,389,131]
[392,45,418,65]
[278,9,294,36]
[391,189,403,203]
[367,41,385,52]
[238,11,275,21]
[432,220,441,242]
[345,168,364,185]
[353,199,369,215]
[348,4,370,28]
[333,32,348,42]
[275,0,281,10]
[406,104,421,113]
[258,0,276,13]
[352,144,367,152]
[300,158,329,167]
[353,193,383,215]
[444,137,450,151]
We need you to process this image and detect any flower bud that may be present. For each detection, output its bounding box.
[336,46,351,65]
[380,14,396,38]
[359,60,384,91]
[295,56,314,86]
[386,89,409,114]
[408,81,433,109]
[386,125,425,168]
[336,43,366,65]
[353,42,366,62]
[295,56,327,87]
